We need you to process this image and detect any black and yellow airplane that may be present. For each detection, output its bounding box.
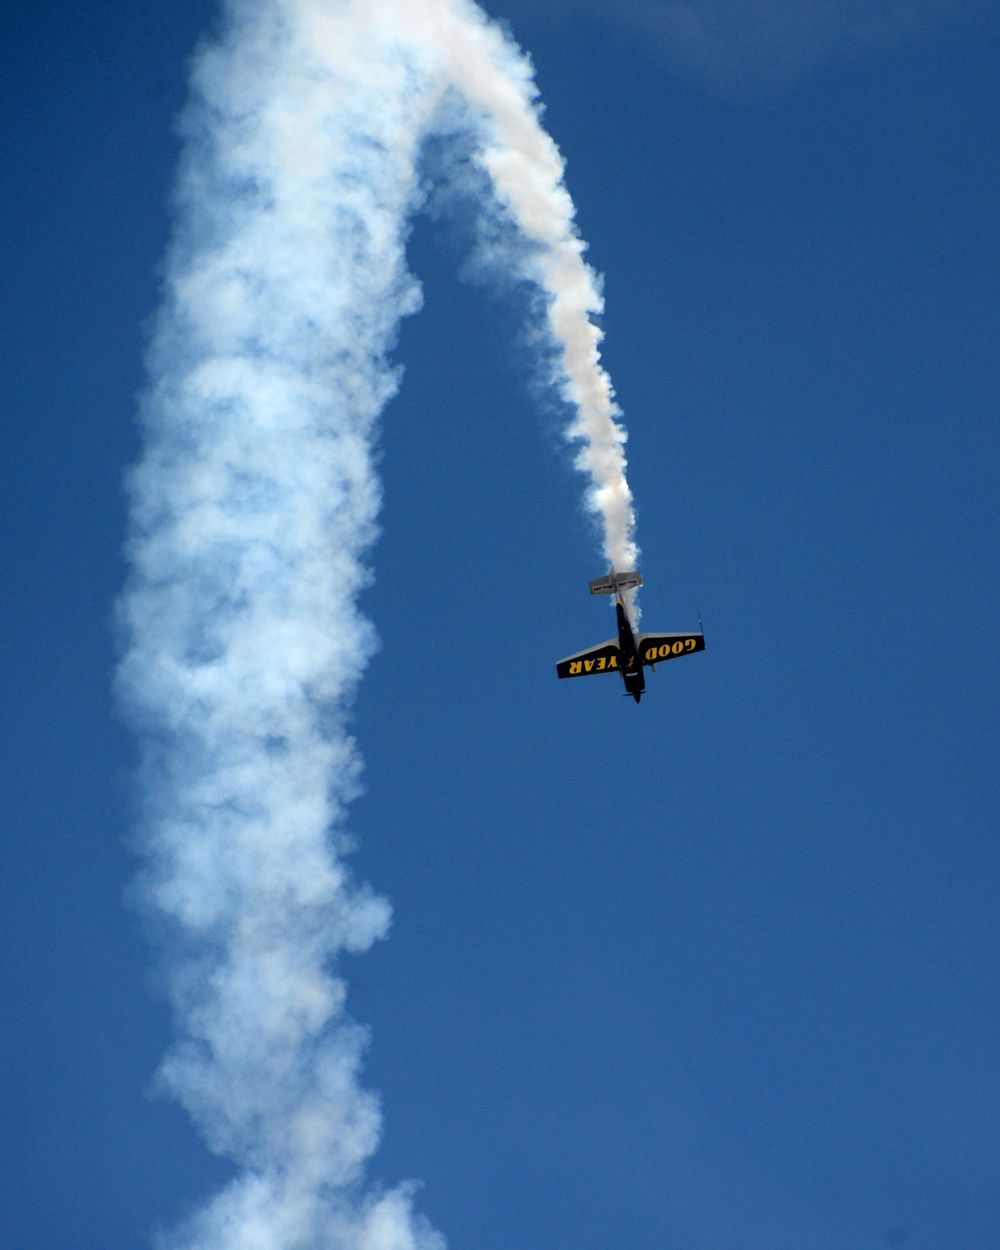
[556,569,704,702]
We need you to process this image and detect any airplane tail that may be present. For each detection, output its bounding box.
[589,569,642,596]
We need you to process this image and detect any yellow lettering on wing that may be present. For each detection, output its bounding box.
[569,661,583,675]
[596,657,606,671]
[685,638,696,651]
[645,647,658,662]
[607,653,618,668]
[584,659,595,672]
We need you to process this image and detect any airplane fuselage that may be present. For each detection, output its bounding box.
[616,599,645,702]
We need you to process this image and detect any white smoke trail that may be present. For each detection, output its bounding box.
[385,0,638,575]
[119,2,636,1248]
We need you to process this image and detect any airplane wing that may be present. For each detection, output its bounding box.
[637,632,705,665]
[556,639,620,678]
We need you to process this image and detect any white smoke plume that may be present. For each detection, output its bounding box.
[118,2,636,1248]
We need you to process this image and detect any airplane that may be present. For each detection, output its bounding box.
[556,569,704,703]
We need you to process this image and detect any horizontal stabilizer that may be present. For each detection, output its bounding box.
[589,569,643,596]
[556,639,620,679]
[637,632,705,665]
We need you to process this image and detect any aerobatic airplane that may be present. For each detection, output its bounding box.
[556,569,704,702]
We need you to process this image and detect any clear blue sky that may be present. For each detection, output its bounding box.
[1,2,998,1248]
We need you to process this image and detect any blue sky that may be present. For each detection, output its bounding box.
[1,2,998,1249]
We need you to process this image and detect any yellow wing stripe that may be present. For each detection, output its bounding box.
[556,642,620,679]
[638,634,705,664]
